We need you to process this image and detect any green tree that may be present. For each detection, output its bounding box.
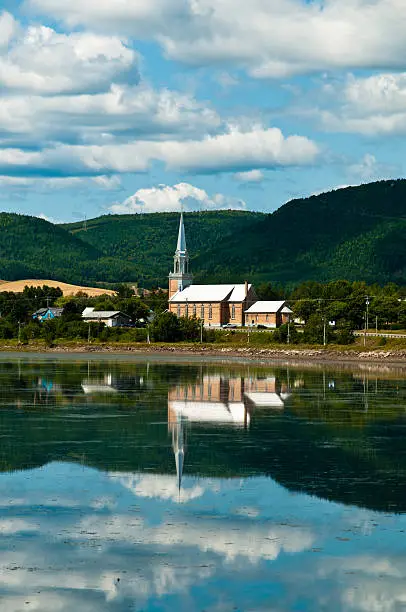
[150,311,181,342]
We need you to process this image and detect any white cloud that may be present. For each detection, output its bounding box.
[157,125,319,173]
[0,84,220,147]
[235,169,264,182]
[0,16,137,95]
[109,182,247,214]
[347,153,400,183]
[92,175,122,190]
[319,72,406,136]
[0,11,18,48]
[25,0,406,77]
[0,124,319,179]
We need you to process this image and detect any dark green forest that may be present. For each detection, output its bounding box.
[0,179,405,286]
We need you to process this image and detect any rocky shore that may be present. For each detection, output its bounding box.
[4,342,405,365]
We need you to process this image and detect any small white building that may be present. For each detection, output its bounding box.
[82,307,132,327]
[244,301,293,328]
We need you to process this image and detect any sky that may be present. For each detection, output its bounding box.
[0,0,405,223]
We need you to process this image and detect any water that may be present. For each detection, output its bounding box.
[0,354,405,611]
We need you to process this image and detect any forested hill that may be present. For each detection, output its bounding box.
[0,179,405,286]
[63,210,264,285]
[0,213,143,285]
[65,179,406,286]
[195,179,406,285]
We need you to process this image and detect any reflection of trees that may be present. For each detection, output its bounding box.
[0,360,406,511]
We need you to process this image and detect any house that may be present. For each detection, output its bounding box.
[32,307,64,322]
[168,213,256,327]
[82,307,132,327]
[244,301,293,328]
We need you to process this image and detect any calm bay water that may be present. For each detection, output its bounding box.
[0,354,405,611]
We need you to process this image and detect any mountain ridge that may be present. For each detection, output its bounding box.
[0,179,404,287]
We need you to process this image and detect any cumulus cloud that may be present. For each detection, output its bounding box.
[109,182,247,214]
[25,0,406,77]
[0,84,220,148]
[0,123,319,179]
[320,72,406,136]
[157,125,319,173]
[0,14,137,95]
[348,153,399,182]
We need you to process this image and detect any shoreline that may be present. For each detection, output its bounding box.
[1,341,406,367]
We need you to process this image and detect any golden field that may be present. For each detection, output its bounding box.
[0,279,115,297]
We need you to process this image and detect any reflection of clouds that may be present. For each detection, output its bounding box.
[319,555,406,612]
[69,513,314,564]
[0,519,39,534]
[0,542,213,611]
[110,472,205,503]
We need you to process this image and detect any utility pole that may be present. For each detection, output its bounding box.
[200,318,203,343]
[88,322,91,344]
[323,317,327,346]
[18,321,21,344]
[363,313,366,347]
[287,320,290,344]
[366,296,370,333]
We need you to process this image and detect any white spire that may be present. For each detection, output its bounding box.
[172,416,185,496]
[176,212,187,253]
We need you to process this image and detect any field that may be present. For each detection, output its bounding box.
[0,279,115,297]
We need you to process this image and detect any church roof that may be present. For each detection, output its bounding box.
[176,212,187,253]
[169,283,252,303]
[245,301,288,314]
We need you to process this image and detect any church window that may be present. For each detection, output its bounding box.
[231,304,236,319]
[266,314,269,322]
[193,304,197,317]
[209,304,213,319]
[185,303,189,317]
[177,304,181,317]
[200,304,204,319]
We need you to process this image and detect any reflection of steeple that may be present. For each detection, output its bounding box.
[171,414,186,495]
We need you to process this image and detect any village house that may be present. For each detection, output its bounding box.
[168,213,256,327]
[82,307,132,327]
[32,307,64,322]
[244,301,293,328]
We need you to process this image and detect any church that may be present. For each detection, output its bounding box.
[168,213,257,327]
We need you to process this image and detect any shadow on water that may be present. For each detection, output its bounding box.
[0,357,405,513]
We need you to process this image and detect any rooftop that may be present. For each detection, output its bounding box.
[170,284,252,303]
[245,301,289,314]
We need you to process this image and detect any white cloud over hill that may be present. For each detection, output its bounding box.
[109,182,247,214]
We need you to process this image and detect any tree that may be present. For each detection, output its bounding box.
[303,314,334,344]
[150,311,181,342]
[179,317,202,341]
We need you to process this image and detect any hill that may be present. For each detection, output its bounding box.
[63,210,264,285]
[0,180,406,287]
[194,179,406,285]
[0,279,115,296]
[64,180,406,286]
[0,213,142,285]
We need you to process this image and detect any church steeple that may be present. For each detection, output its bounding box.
[169,212,193,298]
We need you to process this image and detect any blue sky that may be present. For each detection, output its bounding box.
[0,0,405,222]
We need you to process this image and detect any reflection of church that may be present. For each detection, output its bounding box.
[168,373,291,490]
[168,373,290,428]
